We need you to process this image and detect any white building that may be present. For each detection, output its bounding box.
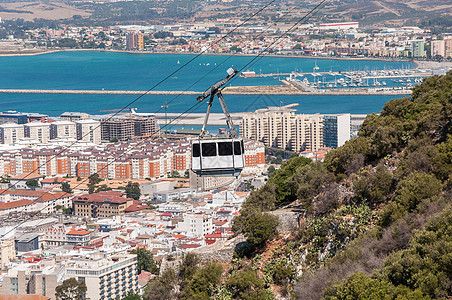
[50,120,76,139]
[176,213,215,238]
[319,22,359,30]
[323,114,351,149]
[0,123,25,144]
[24,122,51,144]
[65,253,139,300]
[76,119,101,144]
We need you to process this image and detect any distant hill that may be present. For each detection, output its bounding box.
[320,0,452,30]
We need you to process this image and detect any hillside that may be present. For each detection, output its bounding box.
[323,0,452,29]
[0,0,451,31]
[138,72,451,300]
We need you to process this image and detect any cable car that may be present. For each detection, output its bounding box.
[191,68,245,177]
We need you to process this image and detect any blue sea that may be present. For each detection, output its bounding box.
[0,51,414,116]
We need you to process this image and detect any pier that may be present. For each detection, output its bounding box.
[0,86,412,96]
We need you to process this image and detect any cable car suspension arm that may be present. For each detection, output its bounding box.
[197,68,239,138]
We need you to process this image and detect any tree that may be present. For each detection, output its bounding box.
[184,262,223,300]
[55,278,87,300]
[239,212,279,248]
[61,182,72,193]
[267,165,276,176]
[122,292,142,300]
[146,268,177,300]
[88,173,101,185]
[227,268,272,300]
[62,207,72,215]
[110,137,119,142]
[26,179,39,187]
[131,248,159,274]
[126,181,141,200]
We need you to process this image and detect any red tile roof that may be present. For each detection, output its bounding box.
[179,244,201,249]
[173,234,186,239]
[67,228,90,236]
[0,199,35,210]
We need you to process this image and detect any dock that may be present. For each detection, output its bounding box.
[0,85,412,96]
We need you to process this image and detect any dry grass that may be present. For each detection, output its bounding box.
[0,2,91,21]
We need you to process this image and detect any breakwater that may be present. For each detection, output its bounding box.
[0,86,412,96]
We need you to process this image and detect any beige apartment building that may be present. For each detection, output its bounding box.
[240,104,323,152]
[24,122,51,144]
[0,123,25,144]
[0,239,16,268]
[76,119,101,144]
[50,120,76,139]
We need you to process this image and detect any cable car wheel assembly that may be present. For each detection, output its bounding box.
[191,68,245,177]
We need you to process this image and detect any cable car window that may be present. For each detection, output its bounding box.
[234,141,242,155]
[241,140,244,153]
[193,144,200,157]
[202,143,217,157]
[218,142,233,156]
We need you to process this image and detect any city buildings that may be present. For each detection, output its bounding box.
[411,40,425,58]
[24,122,51,144]
[323,114,351,149]
[60,112,90,122]
[76,119,101,144]
[100,115,159,141]
[241,104,324,152]
[65,253,139,300]
[49,120,76,140]
[0,253,139,300]
[126,32,144,50]
[72,191,137,218]
[0,123,25,144]
[0,111,28,125]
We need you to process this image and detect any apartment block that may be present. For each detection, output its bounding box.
[241,104,324,152]
[60,111,90,122]
[0,123,25,144]
[0,239,16,268]
[323,114,351,149]
[72,191,135,218]
[76,119,101,144]
[0,111,28,125]
[49,120,76,139]
[65,253,139,300]
[176,213,215,238]
[100,115,158,141]
[0,260,64,298]
[24,122,51,144]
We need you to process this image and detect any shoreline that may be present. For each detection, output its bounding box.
[0,48,428,65]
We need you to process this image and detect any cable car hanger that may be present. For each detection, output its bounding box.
[197,67,239,138]
[191,68,244,178]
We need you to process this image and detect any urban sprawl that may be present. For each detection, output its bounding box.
[1,20,451,59]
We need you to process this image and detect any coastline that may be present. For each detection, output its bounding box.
[0,48,426,65]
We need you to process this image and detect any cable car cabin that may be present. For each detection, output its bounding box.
[191,138,245,177]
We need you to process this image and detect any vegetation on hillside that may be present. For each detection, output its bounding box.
[140,71,451,299]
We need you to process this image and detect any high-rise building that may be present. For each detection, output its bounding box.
[101,115,159,141]
[0,111,28,125]
[431,40,446,58]
[60,112,90,122]
[24,122,51,144]
[65,253,139,300]
[240,104,323,152]
[76,119,101,144]
[0,123,25,144]
[101,117,135,141]
[126,33,144,50]
[50,120,76,139]
[323,114,351,149]
[411,40,425,57]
